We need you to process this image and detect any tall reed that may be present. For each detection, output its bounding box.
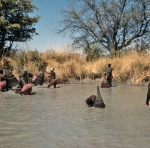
[0,48,150,84]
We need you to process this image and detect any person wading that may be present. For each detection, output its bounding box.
[3,67,11,91]
[146,83,150,110]
[46,67,57,88]
[106,64,113,87]
[18,71,32,95]
[0,69,6,91]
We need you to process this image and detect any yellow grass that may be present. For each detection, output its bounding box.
[0,49,150,85]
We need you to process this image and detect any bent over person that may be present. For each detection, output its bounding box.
[46,67,57,88]
[85,95,96,107]
[146,83,150,110]
[19,71,32,95]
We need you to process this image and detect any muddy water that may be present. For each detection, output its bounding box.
[0,83,149,148]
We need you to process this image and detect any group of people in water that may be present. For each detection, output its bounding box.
[0,63,150,110]
[85,64,150,110]
[0,67,57,95]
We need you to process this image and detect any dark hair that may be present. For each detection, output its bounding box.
[23,71,28,76]
[28,73,33,78]
[108,63,111,68]
[0,69,3,74]
[85,98,94,107]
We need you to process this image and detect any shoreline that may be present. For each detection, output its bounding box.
[55,78,150,87]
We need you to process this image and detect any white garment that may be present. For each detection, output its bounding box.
[32,76,36,81]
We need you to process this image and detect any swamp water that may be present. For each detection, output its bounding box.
[0,83,149,148]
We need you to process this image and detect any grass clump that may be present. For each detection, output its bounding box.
[0,48,150,85]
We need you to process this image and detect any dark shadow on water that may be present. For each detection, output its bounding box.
[38,86,62,88]
[38,86,46,88]
[10,89,16,92]
[111,85,118,87]
[31,92,36,95]
[47,87,61,89]
[101,85,117,88]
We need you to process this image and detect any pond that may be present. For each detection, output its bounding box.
[0,83,149,148]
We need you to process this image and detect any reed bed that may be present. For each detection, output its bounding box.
[0,49,150,85]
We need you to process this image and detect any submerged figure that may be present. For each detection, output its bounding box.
[85,95,96,107]
[85,86,105,108]
[16,71,32,95]
[146,83,150,110]
[0,69,6,92]
[46,67,57,88]
[106,63,113,87]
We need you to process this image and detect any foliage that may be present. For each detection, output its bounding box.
[58,0,150,54]
[12,49,48,74]
[0,0,40,57]
[83,41,104,62]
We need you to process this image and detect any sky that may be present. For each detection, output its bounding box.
[19,0,71,52]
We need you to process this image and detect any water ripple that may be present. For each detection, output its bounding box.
[0,83,149,148]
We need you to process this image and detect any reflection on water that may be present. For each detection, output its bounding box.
[0,83,149,148]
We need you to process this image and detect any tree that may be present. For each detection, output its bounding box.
[58,0,150,54]
[83,41,103,61]
[0,0,40,57]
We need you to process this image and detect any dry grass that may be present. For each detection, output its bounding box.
[0,49,150,85]
[112,51,150,84]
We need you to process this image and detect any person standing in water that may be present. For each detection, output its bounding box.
[106,63,113,87]
[0,69,6,91]
[46,67,57,88]
[146,83,150,110]
[3,67,11,91]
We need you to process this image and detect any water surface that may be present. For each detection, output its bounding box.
[0,83,149,148]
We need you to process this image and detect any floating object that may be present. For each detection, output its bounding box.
[101,74,110,88]
[21,84,32,95]
[101,79,110,88]
[94,86,105,108]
